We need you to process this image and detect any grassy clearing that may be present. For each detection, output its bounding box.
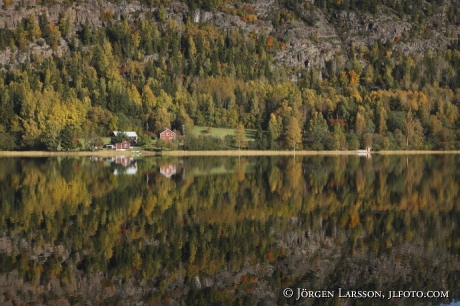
[101,137,112,145]
[191,126,256,141]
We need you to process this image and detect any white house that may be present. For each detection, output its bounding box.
[113,131,138,144]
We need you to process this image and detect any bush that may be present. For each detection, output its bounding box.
[323,133,338,150]
[156,139,168,150]
[36,38,45,46]
[0,133,19,150]
[347,134,360,150]
[224,135,235,149]
[137,134,153,146]
[157,139,178,150]
[183,135,226,150]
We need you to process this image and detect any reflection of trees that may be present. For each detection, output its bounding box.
[0,155,459,304]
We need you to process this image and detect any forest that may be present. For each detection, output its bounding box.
[1,0,460,150]
[0,155,459,304]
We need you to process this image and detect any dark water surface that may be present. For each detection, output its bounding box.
[0,155,459,305]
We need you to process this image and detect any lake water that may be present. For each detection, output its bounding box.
[0,155,459,305]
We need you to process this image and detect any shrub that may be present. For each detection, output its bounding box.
[0,133,19,150]
[183,135,226,150]
[157,139,178,150]
[347,134,360,150]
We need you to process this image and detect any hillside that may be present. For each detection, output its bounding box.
[1,0,460,150]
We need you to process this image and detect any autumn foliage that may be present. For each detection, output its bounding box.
[0,6,460,152]
[266,37,274,47]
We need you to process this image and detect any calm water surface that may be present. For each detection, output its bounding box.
[0,155,459,305]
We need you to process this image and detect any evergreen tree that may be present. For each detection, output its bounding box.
[60,125,75,151]
[254,125,267,149]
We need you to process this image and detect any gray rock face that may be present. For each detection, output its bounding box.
[0,0,455,73]
[193,275,202,289]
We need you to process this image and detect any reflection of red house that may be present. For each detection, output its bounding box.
[114,160,137,175]
[115,141,130,151]
[159,128,176,141]
[160,164,176,178]
[107,156,138,175]
[115,156,132,167]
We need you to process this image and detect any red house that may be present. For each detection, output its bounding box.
[159,128,176,141]
[115,140,131,151]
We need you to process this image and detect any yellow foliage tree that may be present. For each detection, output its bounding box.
[142,85,157,109]
[284,117,302,150]
[355,112,366,135]
[128,84,142,107]
[349,69,360,85]
[234,123,247,149]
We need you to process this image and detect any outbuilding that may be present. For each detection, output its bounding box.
[115,140,131,151]
[159,128,176,141]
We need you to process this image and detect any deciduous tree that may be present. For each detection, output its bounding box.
[234,123,247,149]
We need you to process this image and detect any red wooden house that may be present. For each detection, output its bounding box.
[115,140,130,151]
[159,128,176,141]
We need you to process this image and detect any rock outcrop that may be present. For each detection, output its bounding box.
[0,0,456,70]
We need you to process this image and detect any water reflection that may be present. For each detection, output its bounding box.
[159,164,176,178]
[0,155,459,305]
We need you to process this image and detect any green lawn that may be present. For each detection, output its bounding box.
[191,126,256,141]
[102,137,112,145]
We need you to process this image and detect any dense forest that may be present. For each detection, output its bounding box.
[1,0,460,150]
[0,155,459,304]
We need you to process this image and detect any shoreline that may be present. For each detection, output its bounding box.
[1,150,460,157]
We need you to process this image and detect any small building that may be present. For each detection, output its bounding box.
[115,140,131,151]
[357,147,372,153]
[113,131,138,144]
[357,147,372,158]
[159,128,176,141]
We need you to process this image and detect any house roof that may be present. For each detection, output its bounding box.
[113,131,138,137]
[160,128,175,134]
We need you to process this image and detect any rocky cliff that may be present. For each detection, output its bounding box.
[0,0,457,71]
